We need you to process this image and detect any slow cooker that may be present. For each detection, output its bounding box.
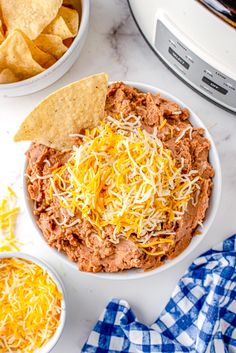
[128,0,236,113]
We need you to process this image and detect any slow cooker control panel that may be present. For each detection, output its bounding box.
[154,20,236,112]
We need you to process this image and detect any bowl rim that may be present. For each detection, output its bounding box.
[0,252,67,352]
[0,0,90,90]
[23,80,222,280]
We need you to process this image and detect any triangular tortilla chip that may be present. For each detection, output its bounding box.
[63,0,81,12]
[59,6,79,36]
[14,73,109,150]
[34,34,67,60]
[0,0,63,40]
[43,6,79,40]
[21,31,56,69]
[0,68,19,83]
[0,30,45,79]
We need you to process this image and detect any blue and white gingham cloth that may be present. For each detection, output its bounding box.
[82,234,236,353]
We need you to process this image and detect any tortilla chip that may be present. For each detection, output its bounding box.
[0,30,45,80]
[0,20,4,44]
[63,0,81,12]
[0,68,18,83]
[20,31,56,69]
[59,6,79,36]
[34,34,68,60]
[0,30,56,79]
[44,6,79,40]
[0,0,63,40]
[14,73,109,150]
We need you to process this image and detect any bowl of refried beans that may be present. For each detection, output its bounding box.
[24,81,221,280]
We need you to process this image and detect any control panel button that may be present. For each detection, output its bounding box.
[202,76,228,95]
[168,47,190,69]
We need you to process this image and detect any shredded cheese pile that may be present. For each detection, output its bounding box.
[0,258,62,353]
[49,114,199,248]
[0,187,20,252]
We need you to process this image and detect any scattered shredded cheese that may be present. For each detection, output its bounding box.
[0,258,62,353]
[48,113,199,255]
[44,159,51,166]
[175,126,193,143]
[159,119,167,130]
[172,110,182,116]
[0,187,20,252]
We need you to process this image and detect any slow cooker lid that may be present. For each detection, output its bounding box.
[198,0,236,28]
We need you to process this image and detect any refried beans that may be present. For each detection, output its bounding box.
[25,83,214,272]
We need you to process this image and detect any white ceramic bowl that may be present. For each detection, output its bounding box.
[0,252,66,352]
[24,81,222,280]
[0,0,90,97]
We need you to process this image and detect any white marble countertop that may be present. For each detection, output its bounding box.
[0,0,236,352]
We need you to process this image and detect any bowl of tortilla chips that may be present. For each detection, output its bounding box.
[15,73,221,279]
[0,0,89,97]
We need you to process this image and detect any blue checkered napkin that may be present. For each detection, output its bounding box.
[82,235,236,353]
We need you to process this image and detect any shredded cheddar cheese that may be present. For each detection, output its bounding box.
[0,258,62,353]
[0,187,20,252]
[175,126,193,143]
[159,118,167,130]
[48,113,199,253]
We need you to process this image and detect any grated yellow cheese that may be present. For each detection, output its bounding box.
[0,187,20,252]
[0,258,62,353]
[159,119,167,130]
[48,114,199,254]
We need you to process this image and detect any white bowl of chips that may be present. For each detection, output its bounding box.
[21,78,221,280]
[0,252,66,352]
[0,0,90,97]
